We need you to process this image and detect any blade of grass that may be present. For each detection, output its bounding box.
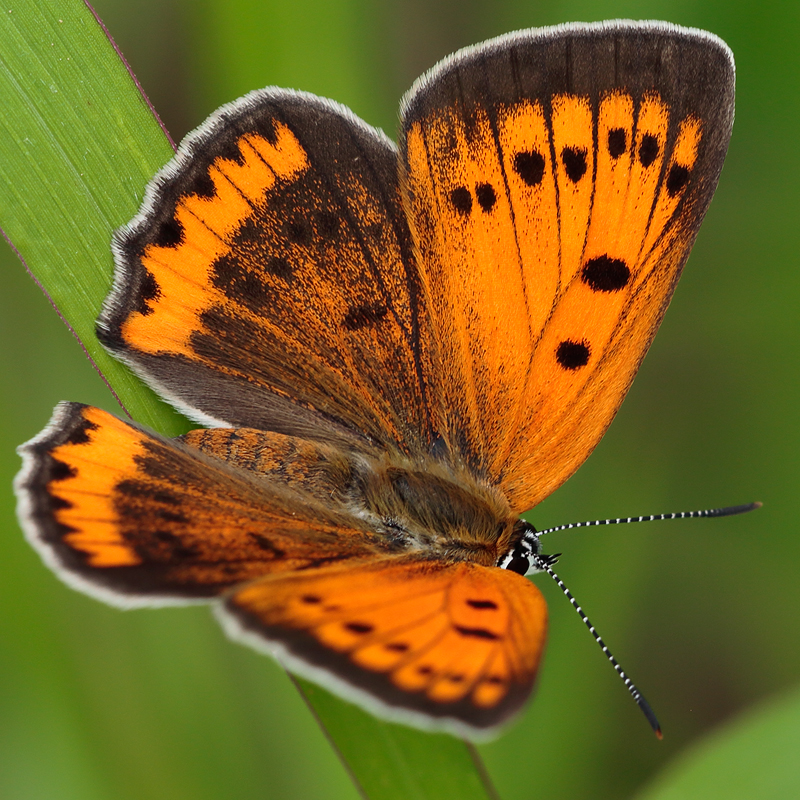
[0,0,185,432]
[0,1,499,797]
[297,678,500,800]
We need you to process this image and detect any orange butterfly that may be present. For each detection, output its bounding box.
[16,21,739,740]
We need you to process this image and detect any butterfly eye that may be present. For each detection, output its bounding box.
[498,541,532,575]
[504,552,530,576]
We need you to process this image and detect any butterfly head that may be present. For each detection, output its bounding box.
[497,522,560,576]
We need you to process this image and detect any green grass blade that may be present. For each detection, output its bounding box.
[298,679,499,800]
[0,0,184,433]
[0,1,498,797]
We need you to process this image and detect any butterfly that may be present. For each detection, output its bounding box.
[15,21,736,740]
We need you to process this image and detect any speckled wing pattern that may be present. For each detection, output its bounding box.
[15,404,386,603]
[222,557,547,736]
[100,90,434,455]
[16,402,547,737]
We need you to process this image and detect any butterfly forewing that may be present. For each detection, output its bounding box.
[102,91,434,454]
[400,23,734,510]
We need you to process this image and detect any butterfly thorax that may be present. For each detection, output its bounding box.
[349,455,521,567]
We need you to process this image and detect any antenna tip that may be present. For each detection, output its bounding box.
[637,695,662,738]
[655,727,663,741]
[711,501,762,518]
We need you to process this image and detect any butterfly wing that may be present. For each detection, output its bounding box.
[15,403,384,604]
[101,90,434,454]
[400,22,735,511]
[16,403,546,738]
[220,556,547,738]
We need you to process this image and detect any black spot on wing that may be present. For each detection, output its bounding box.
[666,164,690,196]
[561,147,587,182]
[135,269,161,316]
[343,302,388,331]
[212,255,275,308]
[151,217,183,248]
[556,340,590,370]
[150,490,183,506]
[234,217,296,280]
[608,128,627,158]
[249,533,287,558]
[454,625,499,641]
[346,622,374,634]
[581,256,630,292]
[475,183,496,212]
[513,150,545,186]
[266,257,293,281]
[639,134,659,167]
[450,186,472,214]
[154,507,190,524]
[152,529,199,559]
[49,459,77,482]
[466,599,498,610]
[286,217,313,245]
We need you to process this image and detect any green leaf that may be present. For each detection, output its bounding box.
[0,1,498,797]
[297,678,499,800]
[634,684,800,800]
[0,0,184,433]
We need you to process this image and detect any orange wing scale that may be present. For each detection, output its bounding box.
[122,126,310,360]
[224,557,546,734]
[102,94,434,453]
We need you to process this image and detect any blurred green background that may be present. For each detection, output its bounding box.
[1,0,797,798]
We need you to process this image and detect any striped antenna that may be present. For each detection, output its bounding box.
[529,501,760,736]
[533,555,663,738]
[536,502,761,538]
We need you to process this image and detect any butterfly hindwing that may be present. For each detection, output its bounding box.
[101,90,434,454]
[400,22,735,510]
[15,404,384,604]
[221,556,547,738]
